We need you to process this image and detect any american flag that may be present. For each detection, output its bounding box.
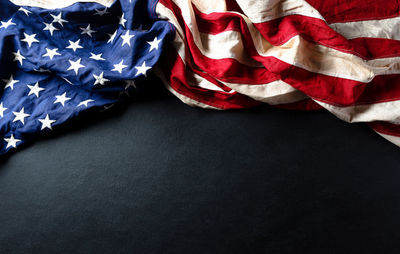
[2,0,400,155]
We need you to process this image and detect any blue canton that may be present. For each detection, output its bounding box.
[0,0,175,154]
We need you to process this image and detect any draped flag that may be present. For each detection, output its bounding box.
[3,0,400,155]
[154,0,400,147]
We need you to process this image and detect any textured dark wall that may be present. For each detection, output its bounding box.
[1,84,400,253]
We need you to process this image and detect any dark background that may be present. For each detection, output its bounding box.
[1,82,400,253]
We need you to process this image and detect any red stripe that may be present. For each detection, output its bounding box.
[305,0,400,23]
[369,122,400,137]
[261,58,400,106]
[349,38,400,59]
[189,68,234,93]
[159,45,260,109]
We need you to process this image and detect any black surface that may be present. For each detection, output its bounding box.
[1,83,400,253]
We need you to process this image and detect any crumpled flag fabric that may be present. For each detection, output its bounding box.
[0,0,174,154]
[154,0,400,146]
[3,0,400,155]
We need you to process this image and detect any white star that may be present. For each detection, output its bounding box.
[27,82,45,97]
[147,37,161,52]
[94,8,109,16]
[121,30,134,46]
[77,99,95,107]
[67,58,85,75]
[0,18,16,29]
[54,92,71,106]
[119,13,127,28]
[51,12,68,27]
[13,107,30,125]
[66,39,83,52]
[112,60,128,74]
[93,72,109,85]
[89,52,105,61]
[0,102,7,117]
[43,22,58,36]
[125,80,136,90]
[107,30,117,44]
[3,75,19,90]
[80,24,96,37]
[42,47,60,60]
[38,114,56,130]
[4,134,21,149]
[21,32,39,47]
[135,61,151,77]
[18,7,32,16]
[13,50,25,65]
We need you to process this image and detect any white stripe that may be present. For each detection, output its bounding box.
[165,84,220,109]
[190,72,235,93]
[222,80,307,105]
[198,32,262,67]
[264,36,394,82]
[235,0,325,23]
[9,0,113,9]
[190,0,230,13]
[330,17,400,40]
[156,5,188,66]
[315,99,400,123]
[376,132,400,147]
